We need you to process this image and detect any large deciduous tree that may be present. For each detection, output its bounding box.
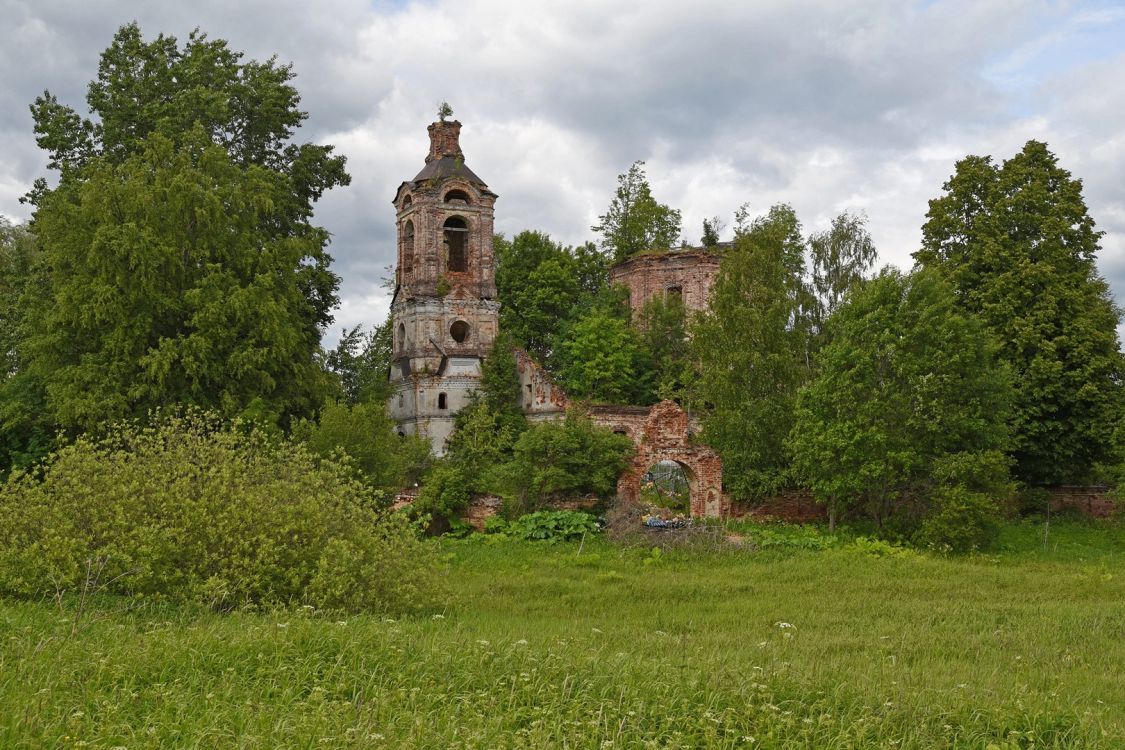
[22,23,349,433]
[915,140,1124,485]
[789,269,1013,546]
[690,204,813,500]
[592,161,681,263]
[0,219,52,473]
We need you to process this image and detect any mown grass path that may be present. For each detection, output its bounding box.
[1,521,1122,748]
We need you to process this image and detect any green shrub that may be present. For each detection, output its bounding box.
[849,536,917,558]
[503,412,634,511]
[412,462,472,522]
[510,510,600,542]
[913,486,1001,553]
[292,400,431,490]
[0,413,446,613]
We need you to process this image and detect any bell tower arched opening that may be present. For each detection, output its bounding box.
[402,220,415,276]
[444,216,468,272]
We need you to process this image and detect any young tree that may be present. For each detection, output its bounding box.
[789,269,1013,544]
[502,412,634,510]
[690,204,812,500]
[638,293,693,401]
[915,140,1124,485]
[444,332,529,486]
[291,400,431,491]
[496,232,581,363]
[21,24,349,433]
[494,231,611,367]
[808,210,877,337]
[592,161,681,263]
[556,308,651,404]
[701,216,724,247]
[326,321,393,405]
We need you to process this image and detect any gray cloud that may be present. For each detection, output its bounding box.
[2,0,1123,344]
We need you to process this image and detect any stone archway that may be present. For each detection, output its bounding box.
[589,400,726,518]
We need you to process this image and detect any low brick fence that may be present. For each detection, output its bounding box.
[729,490,827,524]
[1047,486,1117,519]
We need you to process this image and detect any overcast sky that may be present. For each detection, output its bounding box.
[2,0,1124,345]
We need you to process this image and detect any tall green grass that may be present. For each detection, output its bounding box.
[1,520,1121,748]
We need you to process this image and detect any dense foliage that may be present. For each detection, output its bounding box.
[556,309,651,404]
[637,293,692,401]
[592,161,681,263]
[0,413,445,613]
[19,23,348,436]
[0,220,52,474]
[291,400,431,491]
[494,231,606,366]
[504,413,634,512]
[916,140,1124,485]
[690,205,813,500]
[789,269,1014,548]
[325,320,394,405]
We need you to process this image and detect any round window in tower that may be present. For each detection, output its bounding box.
[450,320,470,343]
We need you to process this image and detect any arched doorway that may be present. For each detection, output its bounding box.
[640,459,692,514]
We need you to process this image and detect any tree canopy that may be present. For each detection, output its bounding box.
[20,23,349,434]
[915,140,1123,484]
[592,161,681,263]
[690,204,813,500]
[789,269,1013,541]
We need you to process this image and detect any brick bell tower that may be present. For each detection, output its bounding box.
[388,117,499,454]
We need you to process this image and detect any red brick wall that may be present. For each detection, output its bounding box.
[731,491,828,523]
[609,250,721,317]
[590,401,727,518]
[427,120,463,162]
[1048,486,1117,519]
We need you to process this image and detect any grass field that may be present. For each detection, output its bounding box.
[1,519,1122,748]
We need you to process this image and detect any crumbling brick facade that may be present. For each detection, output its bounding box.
[514,347,569,421]
[1047,486,1118,518]
[610,249,722,317]
[386,120,727,516]
[388,120,500,454]
[590,401,727,518]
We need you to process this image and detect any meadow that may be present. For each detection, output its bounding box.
[1,519,1122,749]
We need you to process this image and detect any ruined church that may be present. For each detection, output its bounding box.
[388,118,726,516]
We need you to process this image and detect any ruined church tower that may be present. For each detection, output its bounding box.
[388,119,499,454]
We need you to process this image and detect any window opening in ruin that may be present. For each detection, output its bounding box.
[640,460,691,514]
[397,431,406,438]
[450,320,470,343]
[397,323,406,350]
[525,383,533,405]
[444,216,468,272]
[402,194,412,208]
[666,285,683,300]
[438,393,448,409]
[402,220,415,275]
[444,189,470,204]
[614,430,628,436]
